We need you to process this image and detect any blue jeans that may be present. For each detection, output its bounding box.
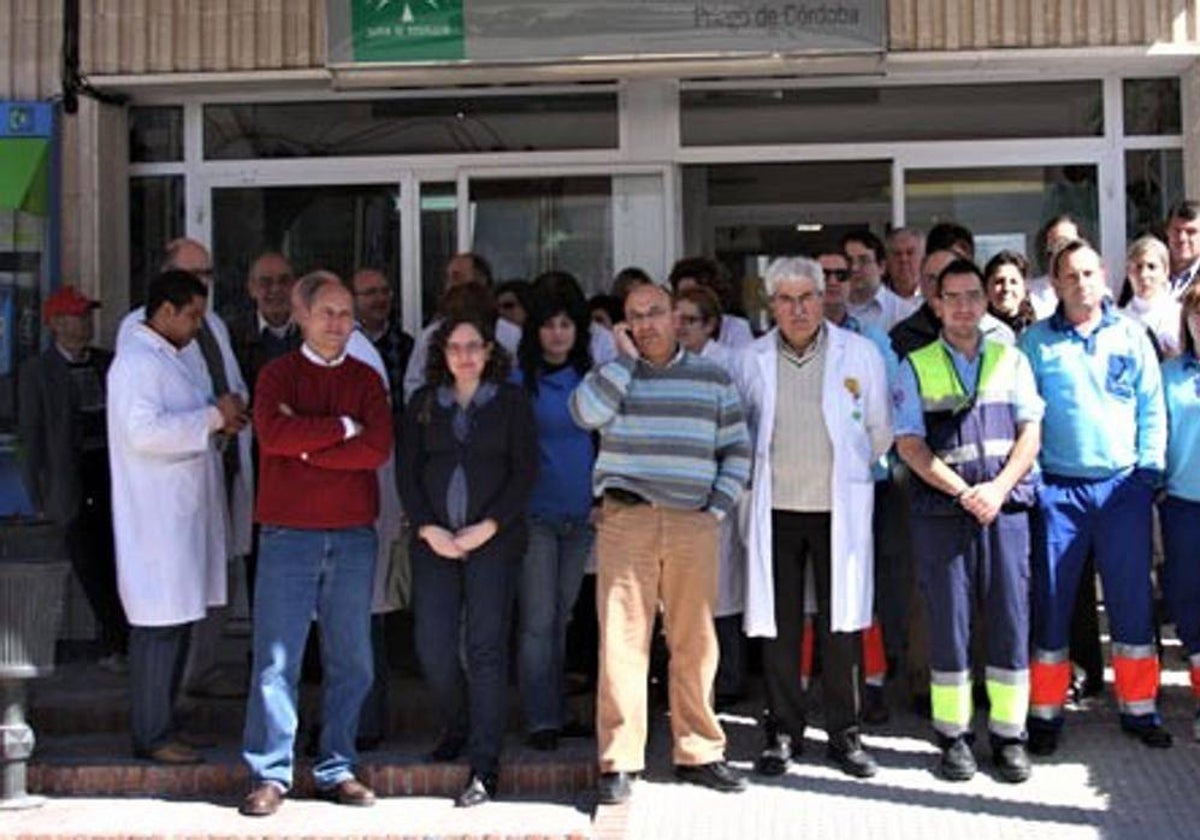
[518,515,592,733]
[242,526,376,790]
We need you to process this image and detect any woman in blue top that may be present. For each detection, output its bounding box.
[515,271,597,751]
[1160,283,1200,740]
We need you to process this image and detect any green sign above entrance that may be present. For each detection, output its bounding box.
[350,0,465,63]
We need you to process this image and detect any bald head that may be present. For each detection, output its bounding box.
[162,238,213,285]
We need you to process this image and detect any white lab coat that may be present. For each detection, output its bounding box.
[345,330,404,614]
[117,308,253,558]
[107,325,227,626]
[733,325,893,637]
[701,340,746,617]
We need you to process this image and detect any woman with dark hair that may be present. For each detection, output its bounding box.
[985,250,1037,335]
[495,279,531,328]
[514,271,597,750]
[1160,283,1200,740]
[401,310,537,808]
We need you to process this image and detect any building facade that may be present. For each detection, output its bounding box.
[3,1,1199,341]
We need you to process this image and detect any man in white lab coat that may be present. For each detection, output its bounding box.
[117,238,254,700]
[108,270,249,764]
[734,256,893,780]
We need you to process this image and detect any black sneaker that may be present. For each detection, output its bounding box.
[426,731,467,763]
[992,740,1031,783]
[1122,723,1174,749]
[938,737,976,782]
[862,685,890,726]
[1027,726,1059,757]
[828,733,878,779]
[754,733,795,777]
[454,772,497,808]
[525,729,559,752]
[674,761,747,793]
[597,771,635,805]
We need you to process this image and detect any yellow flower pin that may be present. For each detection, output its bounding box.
[844,377,861,399]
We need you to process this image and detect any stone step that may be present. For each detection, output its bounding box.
[28,734,598,800]
[28,667,596,738]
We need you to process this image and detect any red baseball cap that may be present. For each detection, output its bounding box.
[43,285,99,323]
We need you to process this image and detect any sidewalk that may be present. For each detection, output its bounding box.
[10,639,1200,838]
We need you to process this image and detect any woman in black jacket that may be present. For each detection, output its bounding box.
[401,306,537,808]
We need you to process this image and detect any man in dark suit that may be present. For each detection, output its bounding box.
[223,251,301,611]
[225,251,301,396]
[18,285,128,670]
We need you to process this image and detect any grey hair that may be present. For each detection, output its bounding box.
[294,270,345,309]
[763,256,825,296]
[1126,234,1169,269]
[887,226,925,245]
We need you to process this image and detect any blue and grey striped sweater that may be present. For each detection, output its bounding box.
[569,349,751,519]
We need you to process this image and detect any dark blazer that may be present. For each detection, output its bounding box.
[17,346,113,522]
[400,381,537,561]
[223,307,301,400]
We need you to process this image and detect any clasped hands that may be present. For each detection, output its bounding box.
[214,393,250,435]
[956,480,1006,525]
[419,519,499,560]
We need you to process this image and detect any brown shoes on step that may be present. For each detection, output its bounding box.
[317,778,377,807]
[239,782,285,817]
[134,741,203,765]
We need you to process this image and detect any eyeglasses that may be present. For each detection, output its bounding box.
[254,273,294,288]
[824,269,850,282]
[446,340,487,357]
[939,290,986,306]
[354,287,391,298]
[626,306,670,325]
[773,292,822,309]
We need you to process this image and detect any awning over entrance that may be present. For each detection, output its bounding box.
[0,138,50,216]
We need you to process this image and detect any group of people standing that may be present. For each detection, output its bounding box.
[14,202,1200,816]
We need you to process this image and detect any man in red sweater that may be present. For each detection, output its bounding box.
[240,272,392,817]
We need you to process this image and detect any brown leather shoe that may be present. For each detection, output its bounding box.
[317,778,376,807]
[239,782,285,817]
[174,729,218,749]
[135,741,203,765]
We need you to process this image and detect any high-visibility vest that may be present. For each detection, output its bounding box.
[908,337,1039,515]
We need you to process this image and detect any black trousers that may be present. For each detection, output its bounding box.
[763,510,861,743]
[67,464,128,655]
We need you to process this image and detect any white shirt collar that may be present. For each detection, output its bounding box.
[257,311,293,340]
[301,342,348,367]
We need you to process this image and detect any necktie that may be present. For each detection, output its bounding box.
[195,319,240,489]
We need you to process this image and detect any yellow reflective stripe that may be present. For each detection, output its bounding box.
[987,676,1030,728]
[910,342,964,405]
[931,671,972,733]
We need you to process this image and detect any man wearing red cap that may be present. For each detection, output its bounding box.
[18,285,129,672]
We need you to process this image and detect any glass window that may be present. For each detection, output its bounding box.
[211,185,399,316]
[420,182,457,325]
[680,82,1104,146]
[1126,149,1183,239]
[469,177,612,296]
[129,175,185,307]
[1123,78,1182,136]
[204,94,618,160]
[682,161,892,330]
[904,165,1098,273]
[129,106,184,163]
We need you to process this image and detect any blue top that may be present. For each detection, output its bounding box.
[1018,302,1166,480]
[515,364,596,521]
[1163,353,1200,502]
[892,336,1043,438]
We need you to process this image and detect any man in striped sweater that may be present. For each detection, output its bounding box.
[570,282,751,805]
